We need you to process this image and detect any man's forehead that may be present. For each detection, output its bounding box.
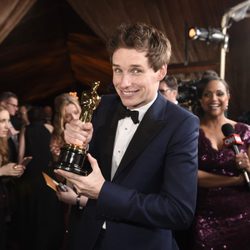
[8,97,18,103]
[111,49,155,72]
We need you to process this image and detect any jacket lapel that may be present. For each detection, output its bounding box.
[112,95,167,181]
[98,102,123,181]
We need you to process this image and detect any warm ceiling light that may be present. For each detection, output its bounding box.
[188,27,227,43]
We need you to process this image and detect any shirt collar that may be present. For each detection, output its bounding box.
[129,94,158,122]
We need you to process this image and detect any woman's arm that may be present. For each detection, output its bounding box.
[198,144,250,188]
[198,170,245,188]
[18,127,26,164]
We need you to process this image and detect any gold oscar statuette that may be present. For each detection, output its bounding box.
[55,81,100,175]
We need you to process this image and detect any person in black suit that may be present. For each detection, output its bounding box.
[159,75,179,104]
[55,22,199,250]
[14,106,65,250]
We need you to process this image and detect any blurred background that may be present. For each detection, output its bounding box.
[0,0,249,121]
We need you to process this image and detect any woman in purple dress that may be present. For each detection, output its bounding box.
[192,75,250,250]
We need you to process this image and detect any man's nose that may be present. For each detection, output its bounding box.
[120,74,131,87]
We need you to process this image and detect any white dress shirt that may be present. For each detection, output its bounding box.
[111,95,157,179]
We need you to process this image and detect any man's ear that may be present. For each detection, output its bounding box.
[173,90,178,98]
[157,64,167,81]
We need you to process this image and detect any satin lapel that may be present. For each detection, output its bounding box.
[99,102,122,181]
[112,96,167,181]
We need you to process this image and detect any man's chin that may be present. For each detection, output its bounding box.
[121,100,134,109]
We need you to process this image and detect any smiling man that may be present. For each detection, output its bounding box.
[55,23,199,250]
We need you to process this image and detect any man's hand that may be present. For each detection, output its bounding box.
[64,120,93,148]
[54,153,105,199]
[56,184,88,206]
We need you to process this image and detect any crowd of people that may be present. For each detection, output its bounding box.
[0,91,84,249]
[0,22,250,250]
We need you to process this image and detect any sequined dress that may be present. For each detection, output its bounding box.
[193,123,250,250]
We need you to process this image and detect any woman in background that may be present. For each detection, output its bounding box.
[0,105,25,250]
[50,92,81,161]
[50,92,88,249]
[191,75,250,250]
[15,106,65,250]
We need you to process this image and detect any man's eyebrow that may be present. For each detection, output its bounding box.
[112,64,142,68]
[130,64,141,67]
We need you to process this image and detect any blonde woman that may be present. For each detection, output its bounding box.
[50,92,81,161]
[50,92,88,249]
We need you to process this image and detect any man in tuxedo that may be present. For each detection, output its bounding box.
[159,75,179,104]
[55,23,199,250]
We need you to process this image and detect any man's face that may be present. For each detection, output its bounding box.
[159,82,177,103]
[5,97,19,116]
[112,48,166,109]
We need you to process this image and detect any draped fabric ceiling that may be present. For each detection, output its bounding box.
[0,0,249,118]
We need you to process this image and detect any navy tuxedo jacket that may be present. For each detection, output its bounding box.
[69,94,199,250]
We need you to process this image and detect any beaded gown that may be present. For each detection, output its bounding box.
[192,123,250,250]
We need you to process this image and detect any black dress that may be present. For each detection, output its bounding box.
[14,121,65,250]
[0,177,8,250]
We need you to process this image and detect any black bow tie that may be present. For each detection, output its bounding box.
[118,106,139,124]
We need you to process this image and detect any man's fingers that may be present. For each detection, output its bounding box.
[87,153,99,172]
[55,169,80,182]
[64,132,84,146]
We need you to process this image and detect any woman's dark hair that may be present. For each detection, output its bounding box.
[197,75,229,98]
[194,74,230,117]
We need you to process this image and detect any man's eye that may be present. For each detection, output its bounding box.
[114,68,122,74]
[131,68,142,74]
